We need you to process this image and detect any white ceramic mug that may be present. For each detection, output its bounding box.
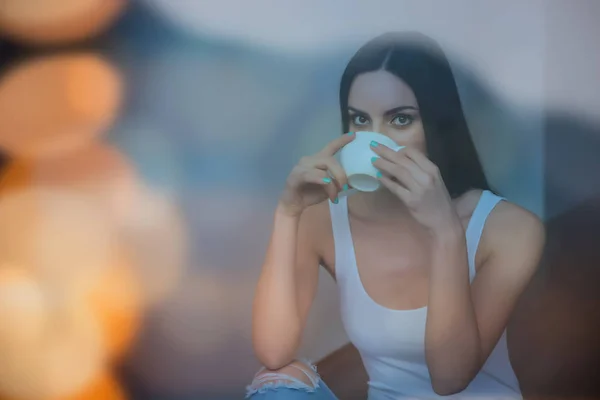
[339,131,404,192]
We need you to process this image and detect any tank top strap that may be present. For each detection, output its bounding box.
[327,197,354,281]
[465,190,505,280]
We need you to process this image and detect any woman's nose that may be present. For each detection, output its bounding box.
[371,120,384,134]
[371,122,393,136]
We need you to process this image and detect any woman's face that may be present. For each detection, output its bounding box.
[347,69,426,154]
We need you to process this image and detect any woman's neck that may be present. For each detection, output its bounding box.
[350,188,411,221]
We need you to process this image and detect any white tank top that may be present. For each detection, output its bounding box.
[328,190,521,399]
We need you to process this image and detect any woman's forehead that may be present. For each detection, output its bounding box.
[348,70,418,112]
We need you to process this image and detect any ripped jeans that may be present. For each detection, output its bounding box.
[246,359,339,399]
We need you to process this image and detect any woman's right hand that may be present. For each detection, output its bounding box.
[278,133,355,217]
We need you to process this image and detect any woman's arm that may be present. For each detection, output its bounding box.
[252,203,321,370]
[425,202,545,395]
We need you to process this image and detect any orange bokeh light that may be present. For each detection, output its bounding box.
[0,189,143,398]
[0,262,140,398]
[0,0,127,46]
[61,372,127,400]
[0,143,141,223]
[0,189,120,285]
[0,371,127,400]
[87,258,142,361]
[117,189,188,307]
[0,188,144,397]
[0,267,105,400]
[0,54,123,159]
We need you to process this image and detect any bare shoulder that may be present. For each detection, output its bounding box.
[488,200,545,243]
[481,197,546,273]
[455,188,544,241]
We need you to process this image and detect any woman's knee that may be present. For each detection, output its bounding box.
[246,359,321,397]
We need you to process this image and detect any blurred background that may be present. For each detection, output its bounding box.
[0,0,598,399]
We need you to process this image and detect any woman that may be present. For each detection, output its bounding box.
[247,32,545,399]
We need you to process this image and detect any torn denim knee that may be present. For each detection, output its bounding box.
[245,359,321,398]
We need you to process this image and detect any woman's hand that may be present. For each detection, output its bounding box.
[278,133,355,217]
[371,143,461,234]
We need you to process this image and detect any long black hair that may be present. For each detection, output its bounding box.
[340,32,491,198]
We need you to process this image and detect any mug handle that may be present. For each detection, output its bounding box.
[338,188,358,198]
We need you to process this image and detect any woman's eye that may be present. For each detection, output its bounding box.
[352,115,369,125]
[391,115,413,126]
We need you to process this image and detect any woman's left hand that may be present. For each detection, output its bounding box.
[371,144,461,234]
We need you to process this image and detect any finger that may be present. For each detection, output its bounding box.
[372,146,431,186]
[369,141,402,163]
[318,132,355,157]
[309,157,348,190]
[379,175,411,203]
[402,147,438,175]
[372,157,419,192]
[302,170,339,201]
[387,152,431,186]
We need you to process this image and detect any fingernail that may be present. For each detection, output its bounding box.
[370,141,379,147]
[333,197,339,204]
[343,184,349,191]
[376,171,382,178]
[323,177,332,184]
[347,131,354,135]
[371,156,378,163]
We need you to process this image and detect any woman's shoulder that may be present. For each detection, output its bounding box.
[485,192,543,235]
[456,188,542,228]
[475,190,545,271]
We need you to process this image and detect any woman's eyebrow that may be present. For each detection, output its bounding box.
[347,106,367,114]
[347,106,419,116]
[383,106,419,116]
